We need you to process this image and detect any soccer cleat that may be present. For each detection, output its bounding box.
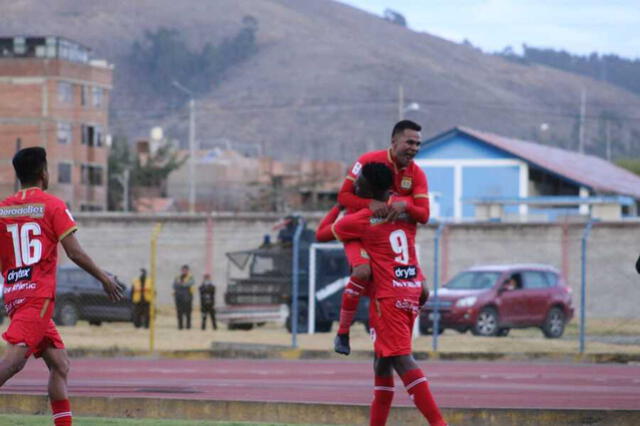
[334,333,351,355]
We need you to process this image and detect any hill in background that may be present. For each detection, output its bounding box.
[2,0,640,161]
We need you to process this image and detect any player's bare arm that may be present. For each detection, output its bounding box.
[60,233,124,302]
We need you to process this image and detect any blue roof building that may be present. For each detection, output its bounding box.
[415,127,640,221]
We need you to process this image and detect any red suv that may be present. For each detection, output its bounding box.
[420,264,574,338]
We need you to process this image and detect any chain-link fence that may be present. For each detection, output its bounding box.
[0,214,637,356]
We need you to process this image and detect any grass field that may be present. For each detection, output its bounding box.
[1,307,638,354]
[0,415,319,426]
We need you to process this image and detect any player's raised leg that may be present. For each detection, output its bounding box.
[335,241,372,355]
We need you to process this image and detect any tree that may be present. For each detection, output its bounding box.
[107,136,132,211]
[383,9,407,27]
[132,141,187,196]
[616,158,640,176]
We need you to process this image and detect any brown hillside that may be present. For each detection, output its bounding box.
[2,0,640,161]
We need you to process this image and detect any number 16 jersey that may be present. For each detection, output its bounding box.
[0,188,77,312]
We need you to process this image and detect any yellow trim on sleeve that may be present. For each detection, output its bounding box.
[330,223,342,242]
[413,194,429,199]
[58,225,78,241]
[346,175,355,182]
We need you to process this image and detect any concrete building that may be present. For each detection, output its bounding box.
[0,36,113,210]
[416,127,640,221]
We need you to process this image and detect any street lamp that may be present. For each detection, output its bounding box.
[172,80,197,213]
[397,85,420,120]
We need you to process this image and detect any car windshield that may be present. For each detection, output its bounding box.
[444,271,500,290]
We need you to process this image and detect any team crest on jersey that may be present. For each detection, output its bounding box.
[369,217,386,225]
[401,177,412,190]
[360,249,370,259]
[351,161,362,176]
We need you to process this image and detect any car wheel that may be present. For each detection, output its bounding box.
[55,302,79,327]
[315,320,333,333]
[497,328,510,337]
[542,307,565,338]
[286,301,308,333]
[89,320,102,326]
[228,323,254,331]
[473,307,499,337]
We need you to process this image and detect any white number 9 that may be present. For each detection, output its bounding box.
[389,229,409,265]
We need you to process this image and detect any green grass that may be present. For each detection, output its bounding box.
[0,415,320,426]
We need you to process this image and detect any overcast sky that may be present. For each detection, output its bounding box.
[338,0,640,59]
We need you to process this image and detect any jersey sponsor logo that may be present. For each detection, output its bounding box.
[395,299,419,313]
[392,280,421,288]
[351,161,362,176]
[394,265,417,279]
[360,249,370,259]
[3,282,37,294]
[0,204,45,218]
[6,266,32,284]
[401,177,412,190]
[4,297,26,315]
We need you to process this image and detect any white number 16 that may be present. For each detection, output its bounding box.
[7,222,43,267]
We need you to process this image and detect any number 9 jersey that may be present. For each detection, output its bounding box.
[331,198,424,301]
[0,188,77,314]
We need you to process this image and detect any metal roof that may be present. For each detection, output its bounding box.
[437,127,640,199]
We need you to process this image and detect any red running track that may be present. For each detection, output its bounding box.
[2,359,640,410]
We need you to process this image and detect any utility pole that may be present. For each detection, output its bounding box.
[172,80,197,213]
[14,138,21,192]
[398,84,404,120]
[605,119,612,161]
[188,98,196,213]
[578,89,587,154]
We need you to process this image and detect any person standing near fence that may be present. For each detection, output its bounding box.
[199,273,217,330]
[173,264,194,330]
[131,268,153,328]
[0,147,124,426]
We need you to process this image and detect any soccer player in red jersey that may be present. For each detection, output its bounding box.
[0,147,124,426]
[317,163,446,426]
[334,120,430,355]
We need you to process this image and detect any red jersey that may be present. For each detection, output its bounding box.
[340,149,429,213]
[0,188,77,312]
[331,205,422,301]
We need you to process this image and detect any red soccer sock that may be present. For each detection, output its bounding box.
[400,369,446,426]
[337,277,368,334]
[51,399,72,426]
[370,375,395,426]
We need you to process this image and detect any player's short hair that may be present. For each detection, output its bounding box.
[392,120,422,138]
[12,147,47,185]
[361,162,393,192]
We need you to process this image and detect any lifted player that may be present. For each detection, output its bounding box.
[334,120,429,355]
[318,163,446,426]
[0,147,124,426]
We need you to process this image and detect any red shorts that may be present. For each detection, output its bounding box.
[344,240,370,268]
[2,298,64,359]
[369,297,419,358]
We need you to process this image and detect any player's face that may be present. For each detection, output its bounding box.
[391,129,422,167]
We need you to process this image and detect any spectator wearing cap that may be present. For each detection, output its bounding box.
[173,264,195,330]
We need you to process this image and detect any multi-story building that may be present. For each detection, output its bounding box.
[0,36,113,211]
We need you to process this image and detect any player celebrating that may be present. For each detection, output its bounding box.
[334,119,429,355]
[317,163,446,426]
[0,147,124,426]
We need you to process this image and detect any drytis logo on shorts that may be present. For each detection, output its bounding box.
[351,161,362,176]
[394,265,417,279]
[6,266,32,284]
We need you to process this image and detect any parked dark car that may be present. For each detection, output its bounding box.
[53,265,133,326]
[420,264,574,338]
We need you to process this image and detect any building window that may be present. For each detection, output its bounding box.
[80,204,104,212]
[81,124,103,147]
[58,163,72,184]
[57,81,73,103]
[81,85,88,106]
[57,122,72,144]
[81,164,103,186]
[92,86,103,107]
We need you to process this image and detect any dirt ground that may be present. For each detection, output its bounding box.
[1,306,638,354]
